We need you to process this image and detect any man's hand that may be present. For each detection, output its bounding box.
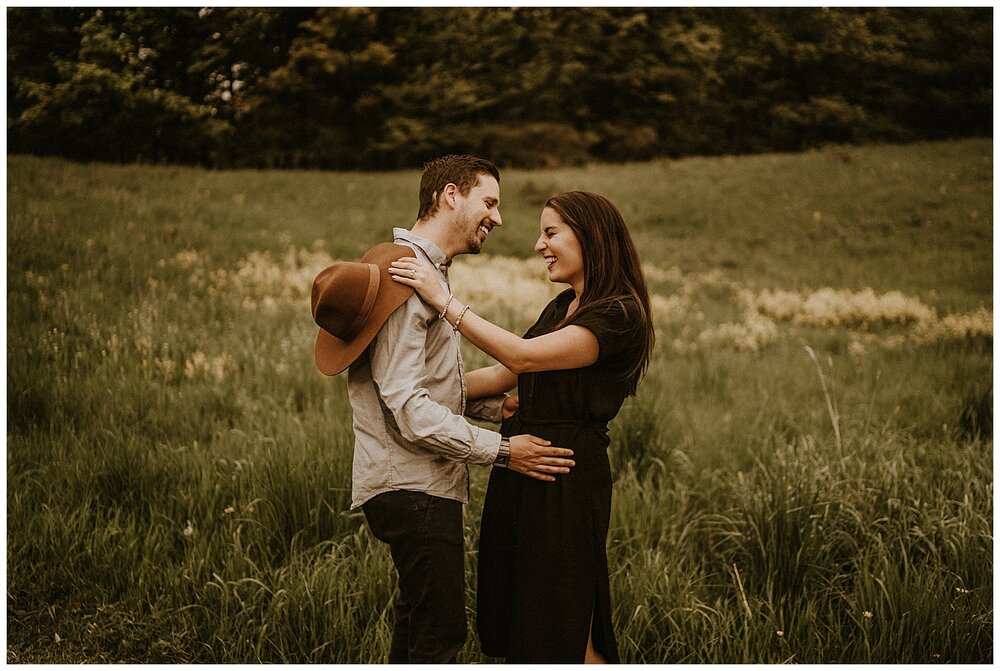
[508,434,574,482]
[501,395,519,420]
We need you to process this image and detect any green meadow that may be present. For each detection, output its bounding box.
[7,139,992,663]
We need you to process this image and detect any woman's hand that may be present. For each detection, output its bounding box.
[502,395,519,420]
[388,257,450,312]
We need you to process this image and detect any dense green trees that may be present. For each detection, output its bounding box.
[7,7,992,169]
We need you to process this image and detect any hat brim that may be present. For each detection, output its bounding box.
[314,243,416,375]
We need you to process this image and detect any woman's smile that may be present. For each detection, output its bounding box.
[535,207,583,287]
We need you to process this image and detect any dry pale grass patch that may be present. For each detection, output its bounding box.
[143,250,995,361]
[754,287,935,327]
[450,254,562,325]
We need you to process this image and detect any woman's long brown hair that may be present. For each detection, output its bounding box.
[546,191,654,396]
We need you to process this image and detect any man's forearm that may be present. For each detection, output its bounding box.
[465,394,507,424]
[371,295,501,465]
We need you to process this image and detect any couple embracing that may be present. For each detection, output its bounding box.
[311,155,654,664]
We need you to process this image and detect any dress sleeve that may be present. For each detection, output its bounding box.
[569,299,643,364]
[522,292,564,339]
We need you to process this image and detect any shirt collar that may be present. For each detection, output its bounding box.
[393,227,451,270]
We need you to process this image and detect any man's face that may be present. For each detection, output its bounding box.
[452,174,502,255]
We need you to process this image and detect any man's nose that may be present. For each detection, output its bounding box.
[491,210,502,227]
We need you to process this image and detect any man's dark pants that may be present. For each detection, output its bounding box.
[362,490,467,663]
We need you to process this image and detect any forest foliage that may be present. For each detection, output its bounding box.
[7,7,992,169]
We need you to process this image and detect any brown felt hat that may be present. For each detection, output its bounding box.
[311,243,415,375]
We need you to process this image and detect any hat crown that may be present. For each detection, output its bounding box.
[310,243,415,375]
[311,262,380,342]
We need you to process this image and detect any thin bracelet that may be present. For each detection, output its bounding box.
[438,293,454,320]
[453,305,470,332]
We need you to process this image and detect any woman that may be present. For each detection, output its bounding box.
[388,191,654,664]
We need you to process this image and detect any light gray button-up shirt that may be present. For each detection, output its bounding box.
[346,228,504,509]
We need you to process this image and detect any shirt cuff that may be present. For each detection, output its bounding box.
[469,427,503,465]
[464,394,507,424]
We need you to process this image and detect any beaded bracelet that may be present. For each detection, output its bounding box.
[438,293,454,320]
[453,305,471,332]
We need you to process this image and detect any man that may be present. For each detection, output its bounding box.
[311,155,575,663]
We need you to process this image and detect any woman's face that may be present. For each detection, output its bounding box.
[535,207,584,287]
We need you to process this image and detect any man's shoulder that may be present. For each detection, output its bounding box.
[396,240,434,265]
[382,283,435,327]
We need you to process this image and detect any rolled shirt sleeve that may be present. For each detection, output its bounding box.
[465,395,507,424]
[370,295,501,465]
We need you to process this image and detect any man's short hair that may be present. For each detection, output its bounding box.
[417,155,500,220]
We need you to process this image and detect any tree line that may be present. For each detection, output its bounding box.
[7,7,992,169]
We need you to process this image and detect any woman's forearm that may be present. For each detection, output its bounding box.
[443,299,598,374]
[444,300,532,371]
[384,257,598,373]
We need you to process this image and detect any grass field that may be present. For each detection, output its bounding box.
[6,138,993,663]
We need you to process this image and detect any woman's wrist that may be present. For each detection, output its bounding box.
[444,299,466,326]
[437,293,454,318]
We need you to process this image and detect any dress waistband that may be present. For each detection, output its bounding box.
[513,414,608,431]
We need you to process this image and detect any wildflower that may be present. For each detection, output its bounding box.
[755,286,935,328]
[651,293,691,323]
[183,520,194,537]
[154,358,176,377]
[185,351,207,379]
[223,506,235,515]
[931,653,941,662]
[955,587,971,595]
[184,351,233,382]
[911,307,992,345]
[863,611,873,619]
[641,263,683,285]
[776,630,784,638]
[696,307,778,352]
[881,334,907,349]
[173,250,204,269]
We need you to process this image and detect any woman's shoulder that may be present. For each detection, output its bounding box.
[575,295,643,324]
[542,288,576,318]
[554,287,576,305]
[524,288,575,337]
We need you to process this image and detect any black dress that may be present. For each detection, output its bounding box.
[477,289,644,664]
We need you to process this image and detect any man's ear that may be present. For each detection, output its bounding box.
[441,183,460,210]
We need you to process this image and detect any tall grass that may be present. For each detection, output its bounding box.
[7,139,992,662]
